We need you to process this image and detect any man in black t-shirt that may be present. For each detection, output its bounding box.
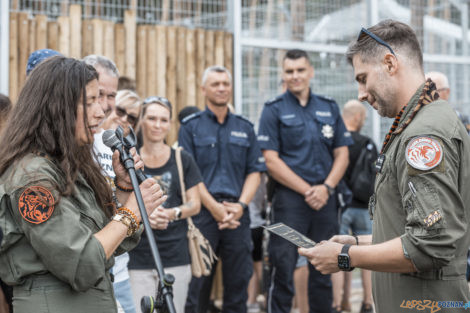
[332,100,377,313]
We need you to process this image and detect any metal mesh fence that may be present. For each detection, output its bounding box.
[9,0,228,29]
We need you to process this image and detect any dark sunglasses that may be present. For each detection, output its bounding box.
[357,27,396,57]
[115,106,138,126]
[143,96,172,110]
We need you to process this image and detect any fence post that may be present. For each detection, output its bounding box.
[1,1,11,95]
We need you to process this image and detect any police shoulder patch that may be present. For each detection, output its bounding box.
[19,186,55,224]
[265,95,282,106]
[181,111,202,124]
[405,136,443,171]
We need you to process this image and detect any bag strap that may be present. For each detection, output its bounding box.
[175,147,196,228]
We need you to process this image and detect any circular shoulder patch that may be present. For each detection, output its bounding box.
[406,136,443,171]
[18,186,55,224]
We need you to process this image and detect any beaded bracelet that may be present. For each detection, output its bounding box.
[112,214,135,237]
[117,207,140,225]
[114,209,139,237]
[113,176,133,192]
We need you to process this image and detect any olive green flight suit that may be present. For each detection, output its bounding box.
[370,85,470,313]
[0,154,141,313]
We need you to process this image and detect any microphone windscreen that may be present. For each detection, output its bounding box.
[102,129,120,149]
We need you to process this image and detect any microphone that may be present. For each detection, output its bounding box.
[102,129,147,184]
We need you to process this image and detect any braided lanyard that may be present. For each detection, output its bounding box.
[375,79,439,173]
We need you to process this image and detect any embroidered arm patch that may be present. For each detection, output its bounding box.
[19,186,55,224]
[406,136,443,171]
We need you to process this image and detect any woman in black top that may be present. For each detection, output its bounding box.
[128,97,202,313]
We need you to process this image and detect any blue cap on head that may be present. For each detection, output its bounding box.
[26,49,62,75]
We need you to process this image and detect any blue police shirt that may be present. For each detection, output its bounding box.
[257,90,352,185]
[178,108,266,199]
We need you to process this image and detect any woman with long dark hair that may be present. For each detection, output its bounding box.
[0,56,164,313]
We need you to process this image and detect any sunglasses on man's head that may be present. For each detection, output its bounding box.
[115,106,138,126]
[357,27,396,57]
[143,96,172,110]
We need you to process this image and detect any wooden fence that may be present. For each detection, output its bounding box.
[9,4,233,143]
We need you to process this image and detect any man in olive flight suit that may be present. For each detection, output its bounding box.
[299,19,470,313]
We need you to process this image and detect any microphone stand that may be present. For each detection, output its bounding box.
[116,127,176,313]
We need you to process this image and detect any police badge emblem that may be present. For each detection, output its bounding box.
[321,124,334,139]
[405,136,443,171]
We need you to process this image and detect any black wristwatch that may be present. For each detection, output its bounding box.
[238,201,248,210]
[323,183,335,196]
[338,244,355,271]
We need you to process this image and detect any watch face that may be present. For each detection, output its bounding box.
[338,254,350,270]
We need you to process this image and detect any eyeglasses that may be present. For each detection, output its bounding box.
[357,27,396,57]
[115,106,138,126]
[143,96,172,111]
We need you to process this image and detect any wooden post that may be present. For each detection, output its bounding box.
[136,25,147,97]
[176,27,186,111]
[82,20,94,57]
[166,26,177,114]
[114,23,126,76]
[214,31,224,66]
[92,19,104,56]
[9,12,19,101]
[155,25,167,96]
[28,18,36,56]
[18,13,29,88]
[205,30,215,68]
[35,15,48,50]
[69,4,82,59]
[57,16,70,56]
[146,26,158,97]
[196,29,205,108]
[224,32,233,105]
[185,29,196,108]
[103,21,115,61]
[124,9,136,79]
[47,21,59,52]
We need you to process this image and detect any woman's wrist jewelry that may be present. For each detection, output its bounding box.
[117,207,140,225]
[113,176,133,192]
[112,213,136,237]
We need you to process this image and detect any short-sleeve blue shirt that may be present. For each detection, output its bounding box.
[178,108,266,198]
[257,90,353,185]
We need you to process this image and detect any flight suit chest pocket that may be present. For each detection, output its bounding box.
[229,136,249,166]
[194,136,217,166]
[280,117,305,148]
[315,115,335,146]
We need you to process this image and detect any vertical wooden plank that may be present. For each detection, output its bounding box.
[185,29,196,108]
[18,13,29,89]
[224,32,233,105]
[47,21,59,51]
[176,27,186,112]
[146,26,157,97]
[69,4,82,59]
[204,30,215,68]
[92,19,104,56]
[28,18,36,56]
[124,9,137,79]
[224,32,233,77]
[57,16,70,56]
[82,20,94,57]
[114,24,126,76]
[166,26,177,115]
[35,15,48,50]
[196,29,205,108]
[214,31,224,66]
[9,12,19,101]
[155,25,167,96]
[103,21,115,61]
[136,25,147,97]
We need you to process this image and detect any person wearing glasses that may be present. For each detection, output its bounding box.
[93,89,142,313]
[179,66,266,313]
[257,49,352,313]
[299,19,470,312]
[128,96,202,313]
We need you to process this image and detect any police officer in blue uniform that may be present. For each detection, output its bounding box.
[258,49,352,313]
[179,65,266,313]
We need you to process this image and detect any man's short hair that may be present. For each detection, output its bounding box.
[283,49,311,64]
[201,66,232,85]
[83,55,119,77]
[346,19,423,71]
